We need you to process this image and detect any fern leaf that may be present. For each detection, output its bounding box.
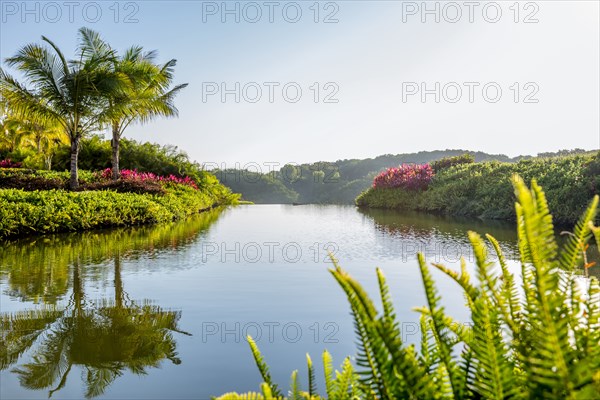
[322,351,333,398]
[289,370,300,400]
[305,354,316,397]
[247,336,282,398]
[417,253,462,399]
[559,195,598,271]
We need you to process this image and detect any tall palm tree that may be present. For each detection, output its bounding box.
[105,47,188,179]
[0,28,127,189]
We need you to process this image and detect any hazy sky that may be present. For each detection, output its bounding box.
[1,1,599,168]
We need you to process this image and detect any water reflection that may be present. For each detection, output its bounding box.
[358,207,599,277]
[0,209,222,304]
[0,210,222,398]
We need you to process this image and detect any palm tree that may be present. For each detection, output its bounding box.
[0,117,34,153]
[0,28,127,189]
[105,47,188,180]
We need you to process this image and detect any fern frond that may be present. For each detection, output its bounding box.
[289,371,300,400]
[486,234,522,332]
[431,258,479,303]
[333,357,357,399]
[590,222,600,254]
[214,392,265,400]
[377,268,396,324]
[329,260,393,397]
[322,351,333,398]
[417,253,462,399]
[247,336,282,398]
[559,195,598,271]
[306,354,317,397]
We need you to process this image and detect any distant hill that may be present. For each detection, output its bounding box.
[213,149,593,204]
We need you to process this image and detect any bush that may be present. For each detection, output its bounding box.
[97,168,199,190]
[0,176,238,238]
[0,168,208,195]
[217,177,600,399]
[52,136,207,181]
[0,169,238,238]
[79,179,166,195]
[431,153,475,173]
[372,163,433,190]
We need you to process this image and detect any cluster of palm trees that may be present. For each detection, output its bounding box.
[0,108,66,169]
[0,27,187,189]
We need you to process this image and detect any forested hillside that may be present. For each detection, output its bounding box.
[214,149,589,204]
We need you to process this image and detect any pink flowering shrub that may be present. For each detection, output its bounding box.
[0,159,22,168]
[98,168,199,190]
[373,163,433,190]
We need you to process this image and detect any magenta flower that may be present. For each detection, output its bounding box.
[373,163,433,190]
[97,168,199,190]
[0,159,22,168]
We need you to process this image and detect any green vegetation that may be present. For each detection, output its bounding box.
[1,28,186,189]
[0,208,220,305]
[0,30,239,239]
[0,171,236,238]
[215,149,592,205]
[217,177,600,399]
[431,153,474,173]
[357,152,600,225]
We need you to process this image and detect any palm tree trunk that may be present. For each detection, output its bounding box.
[111,124,120,181]
[69,136,80,189]
[114,254,123,309]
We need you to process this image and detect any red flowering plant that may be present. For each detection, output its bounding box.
[97,168,199,190]
[0,159,22,168]
[372,163,433,190]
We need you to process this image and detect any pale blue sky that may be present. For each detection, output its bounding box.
[1,1,599,167]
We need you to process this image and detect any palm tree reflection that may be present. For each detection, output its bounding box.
[3,256,189,398]
[0,209,225,398]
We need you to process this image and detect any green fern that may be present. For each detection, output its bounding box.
[247,336,282,397]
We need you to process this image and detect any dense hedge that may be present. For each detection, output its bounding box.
[0,177,238,238]
[356,152,600,225]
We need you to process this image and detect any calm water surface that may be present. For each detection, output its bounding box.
[1,204,583,399]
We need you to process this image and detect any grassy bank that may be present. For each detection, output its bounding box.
[0,169,238,239]
[356,152,600,225]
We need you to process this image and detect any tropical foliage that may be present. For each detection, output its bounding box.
[108,49,187,179]
[50,135,209,183]
[217,177,600,399]
[0,28,186,187]
[357,152,600,224]
[0,109,67,169]
[0,28,128,188]
[430,153,474,173]
[0,180,236,238]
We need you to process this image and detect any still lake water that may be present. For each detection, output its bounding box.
[1,204,590,399]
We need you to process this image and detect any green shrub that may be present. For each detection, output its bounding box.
[51,136,207,181]
[358,154,598,225]
[218,177,600,399]
[431,153,475,173]
[0,182,237,238]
